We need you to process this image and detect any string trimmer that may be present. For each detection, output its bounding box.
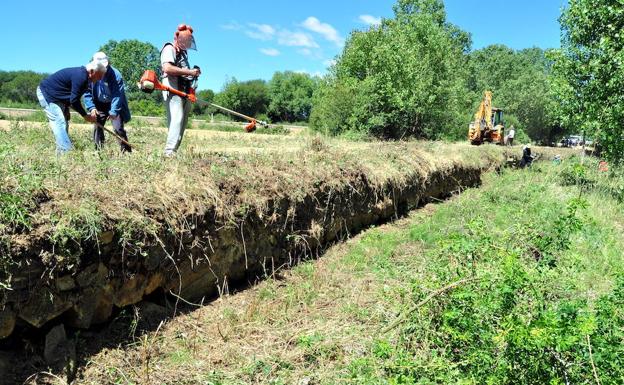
[137,69,268,132]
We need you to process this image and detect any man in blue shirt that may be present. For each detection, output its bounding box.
[83,52,132,153]
[37,61,106,153]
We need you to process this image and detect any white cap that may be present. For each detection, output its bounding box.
[92,52,109,67]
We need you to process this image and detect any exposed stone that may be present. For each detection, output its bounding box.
[92,285,114,324]
[98,231,115,245]
[75,263,105,288]
[65,288,100,329]
[0,309,16,339]
[44,324,76,379]
[56,275,76,292]
[44,324,68,364]
[136,301,170,329]
[113,274,147,307]
[18,290,73,328]
[144,272,164,296]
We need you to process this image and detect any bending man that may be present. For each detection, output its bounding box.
[83,52,132,152]
[160,24,201,156]
[37,61,105,152]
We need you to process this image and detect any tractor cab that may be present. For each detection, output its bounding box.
[492,108,504,127]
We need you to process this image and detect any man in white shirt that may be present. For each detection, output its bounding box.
[160,24,201,156]
[507,125,516,146]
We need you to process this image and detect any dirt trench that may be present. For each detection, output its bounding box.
[0,162,490,351]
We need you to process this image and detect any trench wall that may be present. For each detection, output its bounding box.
[0,162,495,339]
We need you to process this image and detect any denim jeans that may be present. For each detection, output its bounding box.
[36,86,72,152]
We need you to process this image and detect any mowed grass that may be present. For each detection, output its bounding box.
[0,118,510,270]
[68,159,624,385]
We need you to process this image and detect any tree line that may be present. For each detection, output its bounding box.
[0,42,319,125]
[0,0,621,162]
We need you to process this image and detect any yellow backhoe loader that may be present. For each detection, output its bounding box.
[468,91,505,145]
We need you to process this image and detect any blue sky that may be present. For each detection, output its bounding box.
[2,0,566,91]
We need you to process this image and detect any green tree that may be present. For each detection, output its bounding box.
[192,89,216,116]
[213,78,269,119]
[98,39,161,93]
[551,0,624,162]
[311,0,470,139]
[468,46,559,144]
[98,39,163,115]
[0,71,47,107]
[267,71,318,123]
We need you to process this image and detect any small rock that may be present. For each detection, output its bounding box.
[0,309,16,339]
[98,231,115,245]
[92,285,114,325]
[44,324,76,380]
[56,275,76,291]
[18,290,72,328]
[113,274,147,307]
[144,272,164,296]
[74,263,108,289]
[44,324,67,364]
[65,288,99,329]
[0,351,13,384]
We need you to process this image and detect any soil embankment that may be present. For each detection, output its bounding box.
[0,146,508,343]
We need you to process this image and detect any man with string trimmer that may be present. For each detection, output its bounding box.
[160,24,201,157]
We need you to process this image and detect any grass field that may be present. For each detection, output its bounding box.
[1,118,605,384]
[51,158,622,385]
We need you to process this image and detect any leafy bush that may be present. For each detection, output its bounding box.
[310,0,470,139]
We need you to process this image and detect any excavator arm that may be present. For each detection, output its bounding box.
[469,91,493,144]
[468,90,504,145]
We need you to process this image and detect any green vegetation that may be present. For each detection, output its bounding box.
[311,0,470,139]
[0,71,47,108]
[267,71,318,123]
[310,0,558,143]
[73,158,624,384]
[550,0,624,163]
[213,78,271,121]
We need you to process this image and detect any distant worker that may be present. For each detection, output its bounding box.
[161,24,201,156]
[520,145,533,168]
[36,62,106,153]
[83,52,132,153]
[507,125,515,146]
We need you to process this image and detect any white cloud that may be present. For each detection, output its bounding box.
[301,17,343,46]
[359,15,382,26]
[221,22,242,31]
[260,48,281,56]
[323,59,337,67]
[277,30,319,48]
[246,23,276,41]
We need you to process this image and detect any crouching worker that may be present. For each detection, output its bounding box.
[161,24,201,156]
[520,145,533,168]
[37,61,106,153]
[84,52,132,152]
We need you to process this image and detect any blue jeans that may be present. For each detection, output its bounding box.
[36,86,72,152]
